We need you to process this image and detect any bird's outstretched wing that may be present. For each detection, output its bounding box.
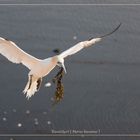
[59,41,89,59]
[59,23,121,59]
[0,37,41,70]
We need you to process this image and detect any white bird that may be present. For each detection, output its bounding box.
[0,23,121,99]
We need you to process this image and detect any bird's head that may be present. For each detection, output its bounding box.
[56,56,67,73]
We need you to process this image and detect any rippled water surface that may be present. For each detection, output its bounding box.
[0,1,140,140]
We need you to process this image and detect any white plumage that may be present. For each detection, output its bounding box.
[0,37,40,69]
[0,23,121,99]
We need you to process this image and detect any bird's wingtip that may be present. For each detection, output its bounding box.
[88,22,122,41]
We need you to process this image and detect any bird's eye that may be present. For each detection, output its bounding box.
[57,62,61,65]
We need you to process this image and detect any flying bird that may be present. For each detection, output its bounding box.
[0,23,121,99]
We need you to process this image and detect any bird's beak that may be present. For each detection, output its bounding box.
[62,63,67,73]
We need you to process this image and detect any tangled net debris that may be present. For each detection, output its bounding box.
[52,67,65,105]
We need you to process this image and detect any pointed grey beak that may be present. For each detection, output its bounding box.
[61,63,67,73]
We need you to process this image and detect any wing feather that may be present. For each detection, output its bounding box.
[59,38,101,59]
[59,42,85,59]
[0,37,41,69]
[59,23,121,59]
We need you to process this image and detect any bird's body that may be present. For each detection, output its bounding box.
[0,23,121,99]
[23,57,58,98]
[29,57,58,77]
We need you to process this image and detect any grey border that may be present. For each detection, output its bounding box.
[0,3,139,137]
[0,4,139,5]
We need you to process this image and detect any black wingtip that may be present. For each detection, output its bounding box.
[99,22,122,38]
[88,23,122,41]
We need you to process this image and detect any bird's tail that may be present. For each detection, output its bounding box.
[23,75,42,99]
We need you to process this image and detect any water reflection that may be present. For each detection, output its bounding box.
[0,108,53,133]
[2,117,7,122]
[17,123,22,128]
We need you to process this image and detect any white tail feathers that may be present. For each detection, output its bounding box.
[23,75,42,99]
